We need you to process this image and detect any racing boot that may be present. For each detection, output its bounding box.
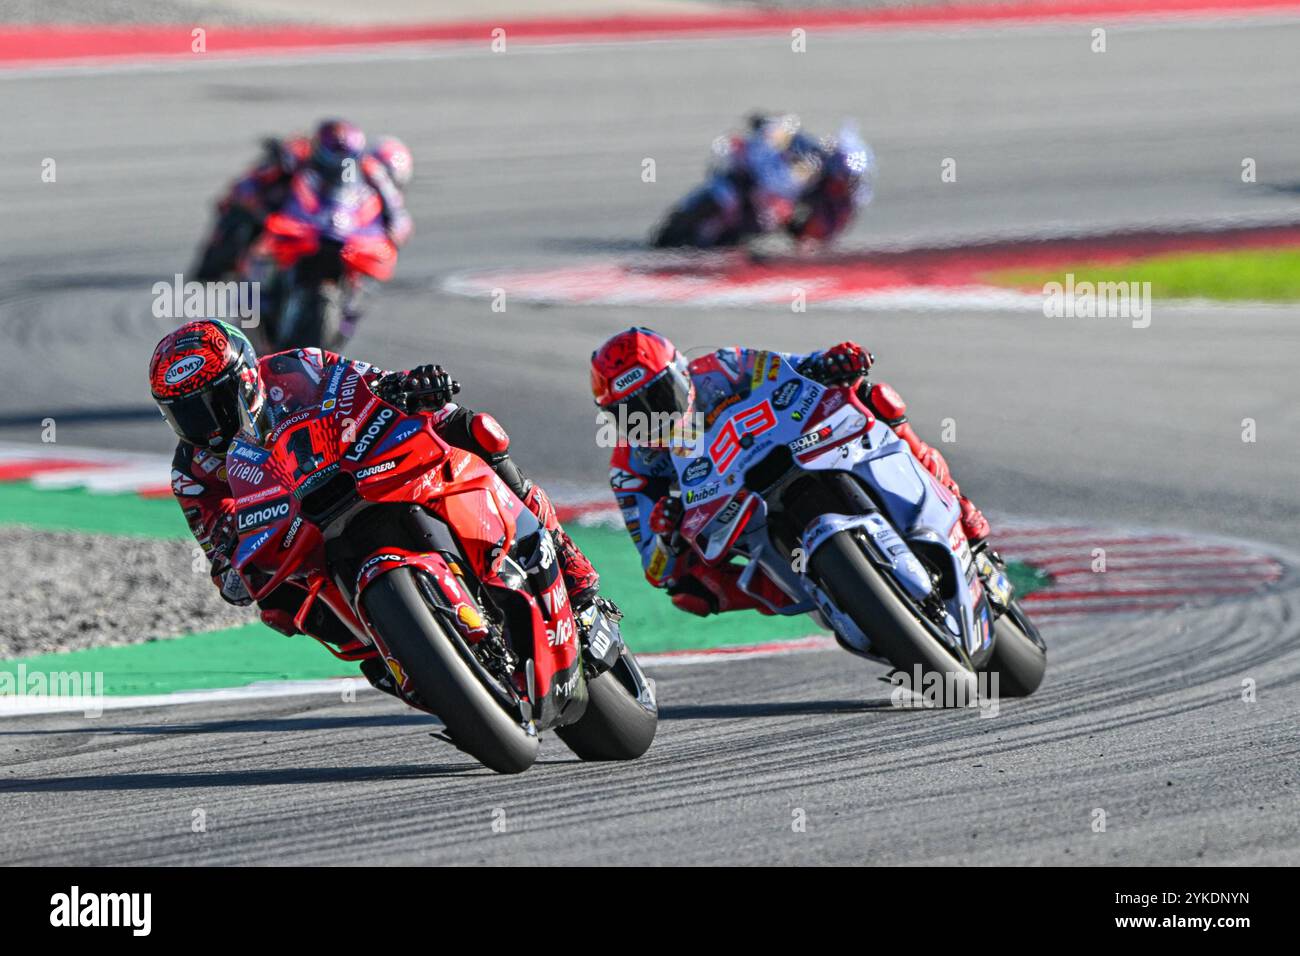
[667,560,792,617]
[522,483,601,609]
[865,382,990,545]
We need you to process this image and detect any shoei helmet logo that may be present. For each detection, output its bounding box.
[164,355,205,385]
[613,367,646,393]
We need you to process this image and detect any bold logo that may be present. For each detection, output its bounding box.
[546,613,575,647]
[789,425,832,454]
[716,498,742,524]
[345,407,397,462]
[772,379,803,410]
[163,355,205,385]
[613,367,646,393]
[682,457,713,486]
[236,497,290,532]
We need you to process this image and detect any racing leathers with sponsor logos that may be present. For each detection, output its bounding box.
[171,347,599,698]
[606,345,989,617]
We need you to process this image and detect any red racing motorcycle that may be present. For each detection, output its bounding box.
[245,170,399,352]
[225,357,657,773]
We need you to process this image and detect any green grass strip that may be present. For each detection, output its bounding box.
[984,247,1300,302]
[0,483,1047,695]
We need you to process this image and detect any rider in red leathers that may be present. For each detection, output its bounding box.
[150,320,598,701]
[195,120,412,281]
[590,327,989,618]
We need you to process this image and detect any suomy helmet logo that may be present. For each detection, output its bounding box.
[164,355,205,386]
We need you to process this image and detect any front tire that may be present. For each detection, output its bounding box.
[811,530,977,696]
[362,568,538,774]
[555,651,657,761]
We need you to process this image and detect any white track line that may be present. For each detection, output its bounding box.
[0,638,838,718]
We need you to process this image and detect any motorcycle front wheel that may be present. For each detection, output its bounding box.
[811,529,979,698]
[361,567,539,774]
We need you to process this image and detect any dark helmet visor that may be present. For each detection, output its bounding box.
[604,363,696,446]
[623,364,693,421]
[158,372,253,450]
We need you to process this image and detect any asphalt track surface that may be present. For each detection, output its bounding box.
[1,19,1299,864]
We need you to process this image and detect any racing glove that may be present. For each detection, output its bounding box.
[218,568,251,606]
[648,494,684,536]
[377,364,459,412]
[208,513,253,606]
[799,341,873,386]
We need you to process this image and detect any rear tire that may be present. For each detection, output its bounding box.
[362,568,538,774]
[555,652,657,761]
[980,601,1047,697]
[811,530,977,696]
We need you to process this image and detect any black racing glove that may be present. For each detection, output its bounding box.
[377,364,460,412]
[798,341,874,386]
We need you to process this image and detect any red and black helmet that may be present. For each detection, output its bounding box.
[591,327,694,437]
[148,320,264,451]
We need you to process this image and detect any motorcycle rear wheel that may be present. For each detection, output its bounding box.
[361,567,539,774]
[980,600,1047,697]
[555,649,657,761]
[278,283,342,352]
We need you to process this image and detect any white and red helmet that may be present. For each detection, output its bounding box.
[591,327,695,432]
